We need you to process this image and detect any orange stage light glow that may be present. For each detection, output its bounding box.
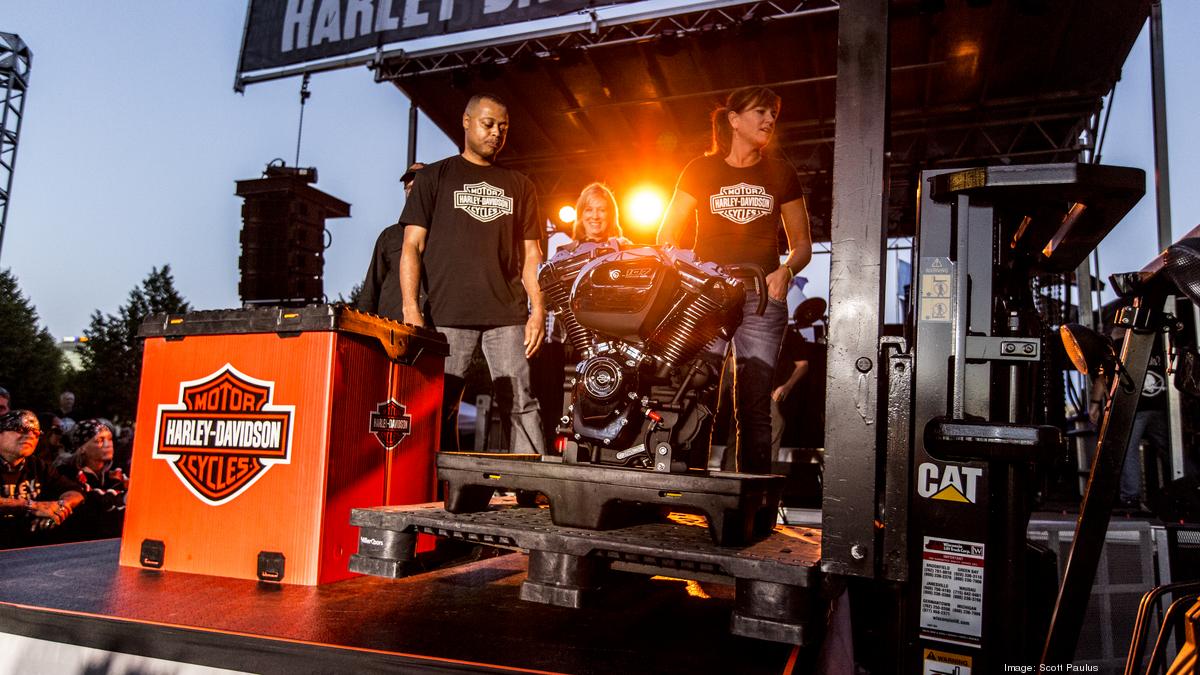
[558,205,577,224]
[624,187,667,231]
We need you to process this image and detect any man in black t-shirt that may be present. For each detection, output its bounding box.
[399,94,546,454]
[1,410,85,549]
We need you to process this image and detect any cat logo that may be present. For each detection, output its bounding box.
[370,399,412,450]
[709,182,774,224]
[153,364,294,506]
[917,462,983,504]
[453,181,513,222]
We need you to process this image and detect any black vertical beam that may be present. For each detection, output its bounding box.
[821,0,890,578]
[407,101,419,167]
[1149,0,1172,252]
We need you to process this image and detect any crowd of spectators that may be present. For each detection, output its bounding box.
[0,386,132,550]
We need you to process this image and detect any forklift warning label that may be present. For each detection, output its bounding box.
[923,648,972,675]
[921,648,969,675]
[153,364,295,506]
[919,257,953,322]
[920,536,984,646]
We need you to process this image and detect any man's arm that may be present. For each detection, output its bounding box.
[522,238,546,357]
[399,225,428,327]
[766,197,814,300]
[657,190,698,248]
[772,360,810,402]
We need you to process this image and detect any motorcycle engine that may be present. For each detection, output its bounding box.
[539,244,746,473]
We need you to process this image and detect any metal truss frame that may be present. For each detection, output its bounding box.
[373,0,840,81]
[0,32,32,261]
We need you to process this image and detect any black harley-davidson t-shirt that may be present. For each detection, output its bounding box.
[676,154,805,273]
[400,155,541,327]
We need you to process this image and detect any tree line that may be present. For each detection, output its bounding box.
[0,266,190,421]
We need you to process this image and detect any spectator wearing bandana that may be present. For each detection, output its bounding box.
[0,410,85,549]
[54,418,128,540]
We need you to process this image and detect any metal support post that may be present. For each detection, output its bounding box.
[821,0,890,578]
[407,101,419,168]
[1149,0,1186,479]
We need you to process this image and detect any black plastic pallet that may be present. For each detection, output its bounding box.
[437,452,785,546]
[349,502,823,645]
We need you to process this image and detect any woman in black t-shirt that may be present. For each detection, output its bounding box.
[657,86,813,474]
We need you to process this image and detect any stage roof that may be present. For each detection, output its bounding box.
[375,0,1150,241]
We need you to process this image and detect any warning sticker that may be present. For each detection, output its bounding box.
[919,536,984,645]
[919,257,953,322]
[922,648,972,675]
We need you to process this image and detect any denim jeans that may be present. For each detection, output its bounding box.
[1120,409,1168,502]
[710,292,788,474]
[439,325,546,455]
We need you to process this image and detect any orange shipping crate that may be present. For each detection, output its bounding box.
[119,305,447,585]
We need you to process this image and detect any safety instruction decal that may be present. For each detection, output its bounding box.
[919,536,984,645]
[922,648,972,675]
[919,257,953,322]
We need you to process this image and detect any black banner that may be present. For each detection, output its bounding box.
[238,0,627,73]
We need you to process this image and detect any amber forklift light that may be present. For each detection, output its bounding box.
[1059,323,1115,376]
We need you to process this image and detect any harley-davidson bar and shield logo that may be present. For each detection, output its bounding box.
[369,399,412,450]
[153,364,295,506]
[453,181,513,222]
[709,182,774,224]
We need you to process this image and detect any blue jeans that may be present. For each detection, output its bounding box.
[710,292,788,474]
[1120,409,1168,502]
[439,325,546,455]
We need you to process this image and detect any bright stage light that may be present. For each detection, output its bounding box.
[625,188,666,230]
[558,205,577,224]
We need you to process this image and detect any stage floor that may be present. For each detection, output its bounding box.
[0,539,802,674]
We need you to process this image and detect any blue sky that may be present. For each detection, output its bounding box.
[2,1,1198,339]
